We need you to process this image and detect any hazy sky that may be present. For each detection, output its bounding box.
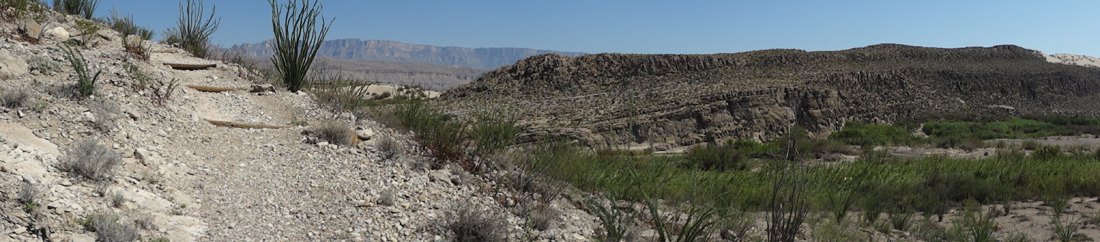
[94,1,1100,56]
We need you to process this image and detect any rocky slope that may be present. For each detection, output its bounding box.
[229,38,587,70]
[440,44,1100,150]
[0,9,596,242]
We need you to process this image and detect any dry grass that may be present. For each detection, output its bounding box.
[446,204,509,242]
[312,119,355,146]
[60,138,121,182]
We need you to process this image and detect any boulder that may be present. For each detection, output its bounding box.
[125,35,143,45]
[45,27,69,40]
[0,50,29,80]
[134,148,162,167]
[20,20,41,39]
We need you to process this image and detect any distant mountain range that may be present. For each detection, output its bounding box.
[228,39,587,70]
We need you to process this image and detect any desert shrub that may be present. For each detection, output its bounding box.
[269,0,332,92]
[1,88,28,108]
[681,144,746,171]
[1031,145,1062,160]
[951,200,997,242]
[110,192,125,208]
[586,197,635,242]
[446,204,508,242]
[87,98,120,130]
[830,122,916,146]
[377,136,401,160]
[311,119,354,146]
[167,0,219,58]
[1021,140,1040,150]
[124,63,179,106]
[515,202,557,231]
[52,0,98,19]
[59,138,121,182]
[60,44,101,97]
[18,181,38,209]
[468,113,520,156]
[1,0,46,19]
[73,19,101,45]
[395,101,466,166]
[648,200,716,242]
[377,189,395,206]
[123,35,150,61]
[80,213,140,242]
[106,11,153,40]
[26,55,60,75]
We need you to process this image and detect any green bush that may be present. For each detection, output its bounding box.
[269,0,332,92]
[52,0,99,19]
[830,122,915,146]
[1032,145,1062,160]
[682,144,747,171]
[59,44,101,97]
[469,114,520,156]
[168,0,219,58]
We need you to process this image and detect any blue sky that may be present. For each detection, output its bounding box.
[95,1,1100,56]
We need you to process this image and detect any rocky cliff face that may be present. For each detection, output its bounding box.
[440,44,1100,149]
[229,39,587,70]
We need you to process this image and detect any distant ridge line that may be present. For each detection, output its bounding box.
[228,38,587,70]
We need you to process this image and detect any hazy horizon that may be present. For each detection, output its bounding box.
[91,1,1100,56]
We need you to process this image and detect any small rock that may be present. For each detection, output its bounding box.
[45,27,69,40]
[249,84,276,93]
[12,226,25,234]
[20,20,41,39]
[60,179,72,186]
[356,128,375,140]
[428,170,451,183]
[317,141,329,147]
[125,35,143,44]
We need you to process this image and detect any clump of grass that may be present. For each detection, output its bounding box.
[446,204,509,242]
[73,19,101,45]
[106,10,154,40]
[110,192,126,208]
[395,101,466,168]
[1031,145,1062,160]
[377,136,401,160]
[468,113,520,156]
[681,144,747,171]
[60,44,101,97]
[830,122,916,146]
[124,62,179,106]
[648,200,717,242]
[52,0,99,19]
[586,196,636,242]
[59,138,121,182]
[951,200,997,242]
[377,189,395,206]
[311,119,355,146]
[18,181,38,211]
[166,0,219,58]
[87,98,120,130]
[1,88,29,108]
[26,55,60,75]
[80,213,140,242]
[269,0,333,92]
[515,202,557,231]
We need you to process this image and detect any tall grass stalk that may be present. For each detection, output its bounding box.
[171,0,219,58]
[52,0,99,19]
[269,0,333,92]
[60,44,101,97]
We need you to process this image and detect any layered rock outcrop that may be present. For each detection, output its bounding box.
[440,44,1100,149]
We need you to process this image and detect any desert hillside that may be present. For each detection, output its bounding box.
[0,7,596,242]
[441,44,1100,150]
